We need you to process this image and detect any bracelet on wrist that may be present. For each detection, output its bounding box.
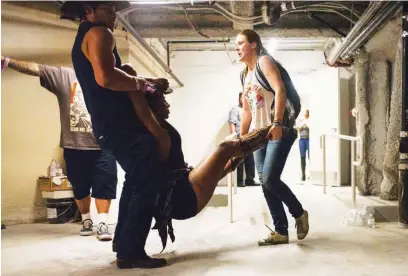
[133,77,146,91]
[273,121,282,127]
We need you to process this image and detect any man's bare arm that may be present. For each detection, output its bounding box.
[84,26,170,159]
[84,27,146,92]
[1,56,40,77]
[229,123,236,134]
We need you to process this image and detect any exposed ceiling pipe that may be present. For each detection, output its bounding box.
[308,12,346,37]
[341,1,402,59]
[116,12,184,87]
[280,1,328,12]
[326,1,385,65]
[130,0,212,5]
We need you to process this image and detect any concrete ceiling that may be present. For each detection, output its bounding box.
[126,0,370,40]
[9,1,370,53]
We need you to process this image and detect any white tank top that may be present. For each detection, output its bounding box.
[243,69,274,131]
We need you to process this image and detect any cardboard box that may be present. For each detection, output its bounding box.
[39,176,72,192]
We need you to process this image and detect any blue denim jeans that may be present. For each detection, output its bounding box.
[254,128,304,235]
[98,131,164,258]
[299,138,310,158]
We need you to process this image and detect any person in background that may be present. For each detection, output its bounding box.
[296,109,310,182]
[228,92,260,187]
[1,55,118,241]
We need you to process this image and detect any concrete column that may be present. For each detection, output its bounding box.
[230,1,255,30]
[367,60,389,195]
[381,36,402,200]
[355,51,370,195]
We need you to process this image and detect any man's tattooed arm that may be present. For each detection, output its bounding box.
[1,56,40,77]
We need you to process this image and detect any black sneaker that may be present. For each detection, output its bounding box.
[117,255,168,269]
[80,219,93,236]
[246,181,260,186]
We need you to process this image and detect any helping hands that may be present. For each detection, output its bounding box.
[266,124,283,141]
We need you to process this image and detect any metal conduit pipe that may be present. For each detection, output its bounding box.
[116,12,184,88]
[399,1,408,228]
[130,0,212,5]
[342,1,403,59]
[280,1,329,11]
[326,1,385,65]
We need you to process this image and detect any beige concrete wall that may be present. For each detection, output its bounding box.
[0,3,148,224]
[167,51,242,186]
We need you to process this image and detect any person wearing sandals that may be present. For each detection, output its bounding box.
[235,29,309,245]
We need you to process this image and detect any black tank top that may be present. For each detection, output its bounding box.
[163,121,186,169]
[71,21,145,138]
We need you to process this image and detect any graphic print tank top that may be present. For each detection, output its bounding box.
[243,70,274,132]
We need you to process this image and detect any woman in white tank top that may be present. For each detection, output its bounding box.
[235,29,309,246]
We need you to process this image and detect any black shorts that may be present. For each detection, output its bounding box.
[63,148,118,200]
[171,174,198,220]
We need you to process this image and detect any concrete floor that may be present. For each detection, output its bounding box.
[2,181,408,276]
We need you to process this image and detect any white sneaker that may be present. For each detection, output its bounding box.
[80,219,93,236]
[96,222,112,241]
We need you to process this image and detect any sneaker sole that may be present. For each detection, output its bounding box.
[80,231,93,236]
[117,260,168,269]
[258,240,289,246]
[97,234,113,241]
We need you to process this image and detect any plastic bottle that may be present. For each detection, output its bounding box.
[48,159,58,177]
[367,214,376,228]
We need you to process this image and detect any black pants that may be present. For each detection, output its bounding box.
[98,132,164,259]
[237,153,256,186]
[63,148,117,200]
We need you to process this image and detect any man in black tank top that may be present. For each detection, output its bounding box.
[62,1,169,268]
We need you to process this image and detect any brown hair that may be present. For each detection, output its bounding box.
[239,29,270,76]
[239,29,270,57]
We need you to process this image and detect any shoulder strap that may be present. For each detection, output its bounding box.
[240,70,245,88]
[255,54,273,92]
[255,54,302,120]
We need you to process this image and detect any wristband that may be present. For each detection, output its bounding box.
[273,121,282,127]
[133,77,144,91]
[1,57,10,72]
